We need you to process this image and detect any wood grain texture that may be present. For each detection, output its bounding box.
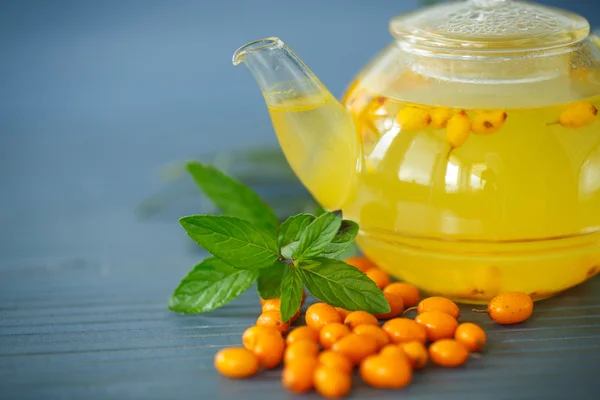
[1,261,598,399]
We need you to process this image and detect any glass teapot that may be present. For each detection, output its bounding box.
[232,0,600,303]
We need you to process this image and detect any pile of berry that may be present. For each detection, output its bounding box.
[214,256,534,398]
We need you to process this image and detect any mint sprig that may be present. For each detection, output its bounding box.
[179,215,280,270]
[169,161,389,317]
[256,261,287,300]
[168,257,259,314]
[187,162,279,230]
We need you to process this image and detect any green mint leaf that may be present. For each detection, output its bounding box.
[298,258,390,314]
[278,214,315,258]
[334,241,359,260]
[168,257,259,314]
[280,266,304,322]
[257,261,287,300]
[320,220,359,258]
[293,212,342,261]
[180,215,280,270]
[186,162,279,231]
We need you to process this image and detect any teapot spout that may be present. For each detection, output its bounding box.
[233,37,359,211]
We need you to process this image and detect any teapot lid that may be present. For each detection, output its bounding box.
[390,0,589,53]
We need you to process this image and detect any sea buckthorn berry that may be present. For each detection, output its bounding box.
[305,303,342,331]
[429,339,469,367]
[446,111,471,150]
[335,307,352,320]
[282,357,319,394]
[557,102,598,128]
[353,324,389,349]
[365,268,390,289]
[380,344,408,360]
[344,311,379,329]
[320,323,351,349]
[399,341,428,369]
[314,366,352,399]
[257,310,290,334]
[455,322,487,352]
[382,318,427,344]
[242,326,285,369]
[286,326,319,346]
[475,291,534,325]
[384,282,421,308]
[366,96,389,119]
[318,350,354,375]
[415,311,459,342]
[284,339,319,365]
[345,256,376,273]
[471,110,507,135]
[430,107,453,129]
[263,298,300,322]
[418,297,460,319]
[360,353,413,389]
[331,333,379,365]
[214,347,259,378]
[261,298,281,312]
[395,106,431,132]
[374,291,405,320]
[242,326,274,351]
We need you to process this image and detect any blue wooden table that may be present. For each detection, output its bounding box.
[1,0,599,398]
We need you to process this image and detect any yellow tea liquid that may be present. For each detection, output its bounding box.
[267,86,600,302]
[268,93,358,211]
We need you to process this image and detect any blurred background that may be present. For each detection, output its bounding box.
[1,0,599,272]
[1,2,600,398]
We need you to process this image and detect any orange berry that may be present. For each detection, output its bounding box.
[418,297,460,319]
[284,339,319,364]
[353,324,389,349]
[242,326,284,369]
[242,326,272,350]
[478,291,534,325]
[415,311,459,342]
[335,307,352,320]
[331,333,379,365]
[379,344,408,360]
[256,310,290,334]
[382,318,427,344]
[345,256,376,272]
[263,298,300,322]
[399,341,428,369]
[374,291,405,319]
[318,350,354,375]
[344,311,379,329]
[261,298,281,312]
[384,282,421,308]
[282,357,319,394]
[429,339,469,367]
[454,322,487,352]
[314,366,352,399]
[305,303,342,331]
[214,347,259,378]
[366,268,390,289]
[360,353,412,389]
[286,326,319,346]
[320,323,351,349]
